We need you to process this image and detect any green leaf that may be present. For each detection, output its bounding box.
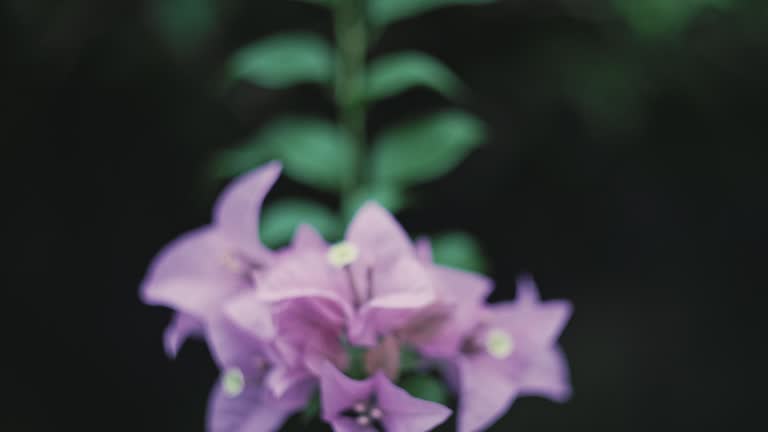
[613,0,732,38]
[371,110,485,185]
[431,231,487,273]
[260,199,341,248]
[400,375,450,404]
[369,0,495,28]
[302,392,321,423]
[296,0,333,6]
[367,51,462,102]
[150,0,216,57]
[399,347,422,373]
[211,140,274,180]
[345,345,368,379]
[228,32,333,88]
[342,183,406,221]
[226,117,354,191]
[272,117,355,191]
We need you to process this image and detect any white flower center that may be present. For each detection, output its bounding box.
[369,407,383,420]
[349,400,383,426]
[353,402,368,413]
[327,241,359,268]
[485,328,515,359]
[222,367,245,397]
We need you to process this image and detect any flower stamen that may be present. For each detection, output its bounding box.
[222,367,245,397]
[485,328,515,359]
[344,399,384,431]
[327,241,359,268]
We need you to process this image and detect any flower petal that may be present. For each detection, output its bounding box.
[351,257,436,345]
[345,202,412,264]
[162,312,202,358]
[411,266,492,357]
[519,347,572,402]
[206,380,292,432]
[257,251,351,307]
[434,265,493,304]
[264,365,314,398]
[206,313,272,374]
[328,418,370,432]
[367,257,435,309]
[375,372,452,432]
[140,227,246,318]
[222,291,276,341]
[213,161,281,260]
[490,299,572,348]
[515,274,541,304]
[319,363,375,422]
[414,236,433,262]
[291,223,328,250]
[456,356,519,432]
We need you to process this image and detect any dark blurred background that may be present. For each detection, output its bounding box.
[4,0,765,430]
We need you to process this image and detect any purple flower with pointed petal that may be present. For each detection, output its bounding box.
[140,162,281,356]
[213,224,349,398]
[256,202,436,346]
[320,363,452,432]
[205,313,315,432]
[452,275,572,432]
[225,288,349,383]
[398,238,494,357]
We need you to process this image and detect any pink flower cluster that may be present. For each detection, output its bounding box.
[141,162,572,432]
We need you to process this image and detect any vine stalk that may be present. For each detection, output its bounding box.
[333,0,368,209]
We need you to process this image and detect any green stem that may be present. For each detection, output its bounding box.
[334,0,367,208]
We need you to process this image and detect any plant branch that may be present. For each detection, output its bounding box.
[334,0,367,207]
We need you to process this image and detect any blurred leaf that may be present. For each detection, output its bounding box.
[342,183,406,220]
[367,51,462,102]
[211,141,273,179]
[399,347,422,373]
[151,0,216,57]
[613,0,732,38]
[369,0,495,28]
[228,32,333,88]
[296,0,333,6]
[302,392,321,423]
[260,199,340,247]
[220,117,354,191]
[400,375,449,404]
[275,117,356,191]
[345,345,367,379]
[371,110,485,185]
[431,231,487,273]
[558,46,645,133]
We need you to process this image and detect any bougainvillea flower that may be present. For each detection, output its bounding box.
[398,238,493,358]
[140,162,281,356]
[256,202,436,346]
[205,314,314,432]
[454,276,572,432]
[320,362,452,432]
[209,223,348,397]
[223,289,349,394]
